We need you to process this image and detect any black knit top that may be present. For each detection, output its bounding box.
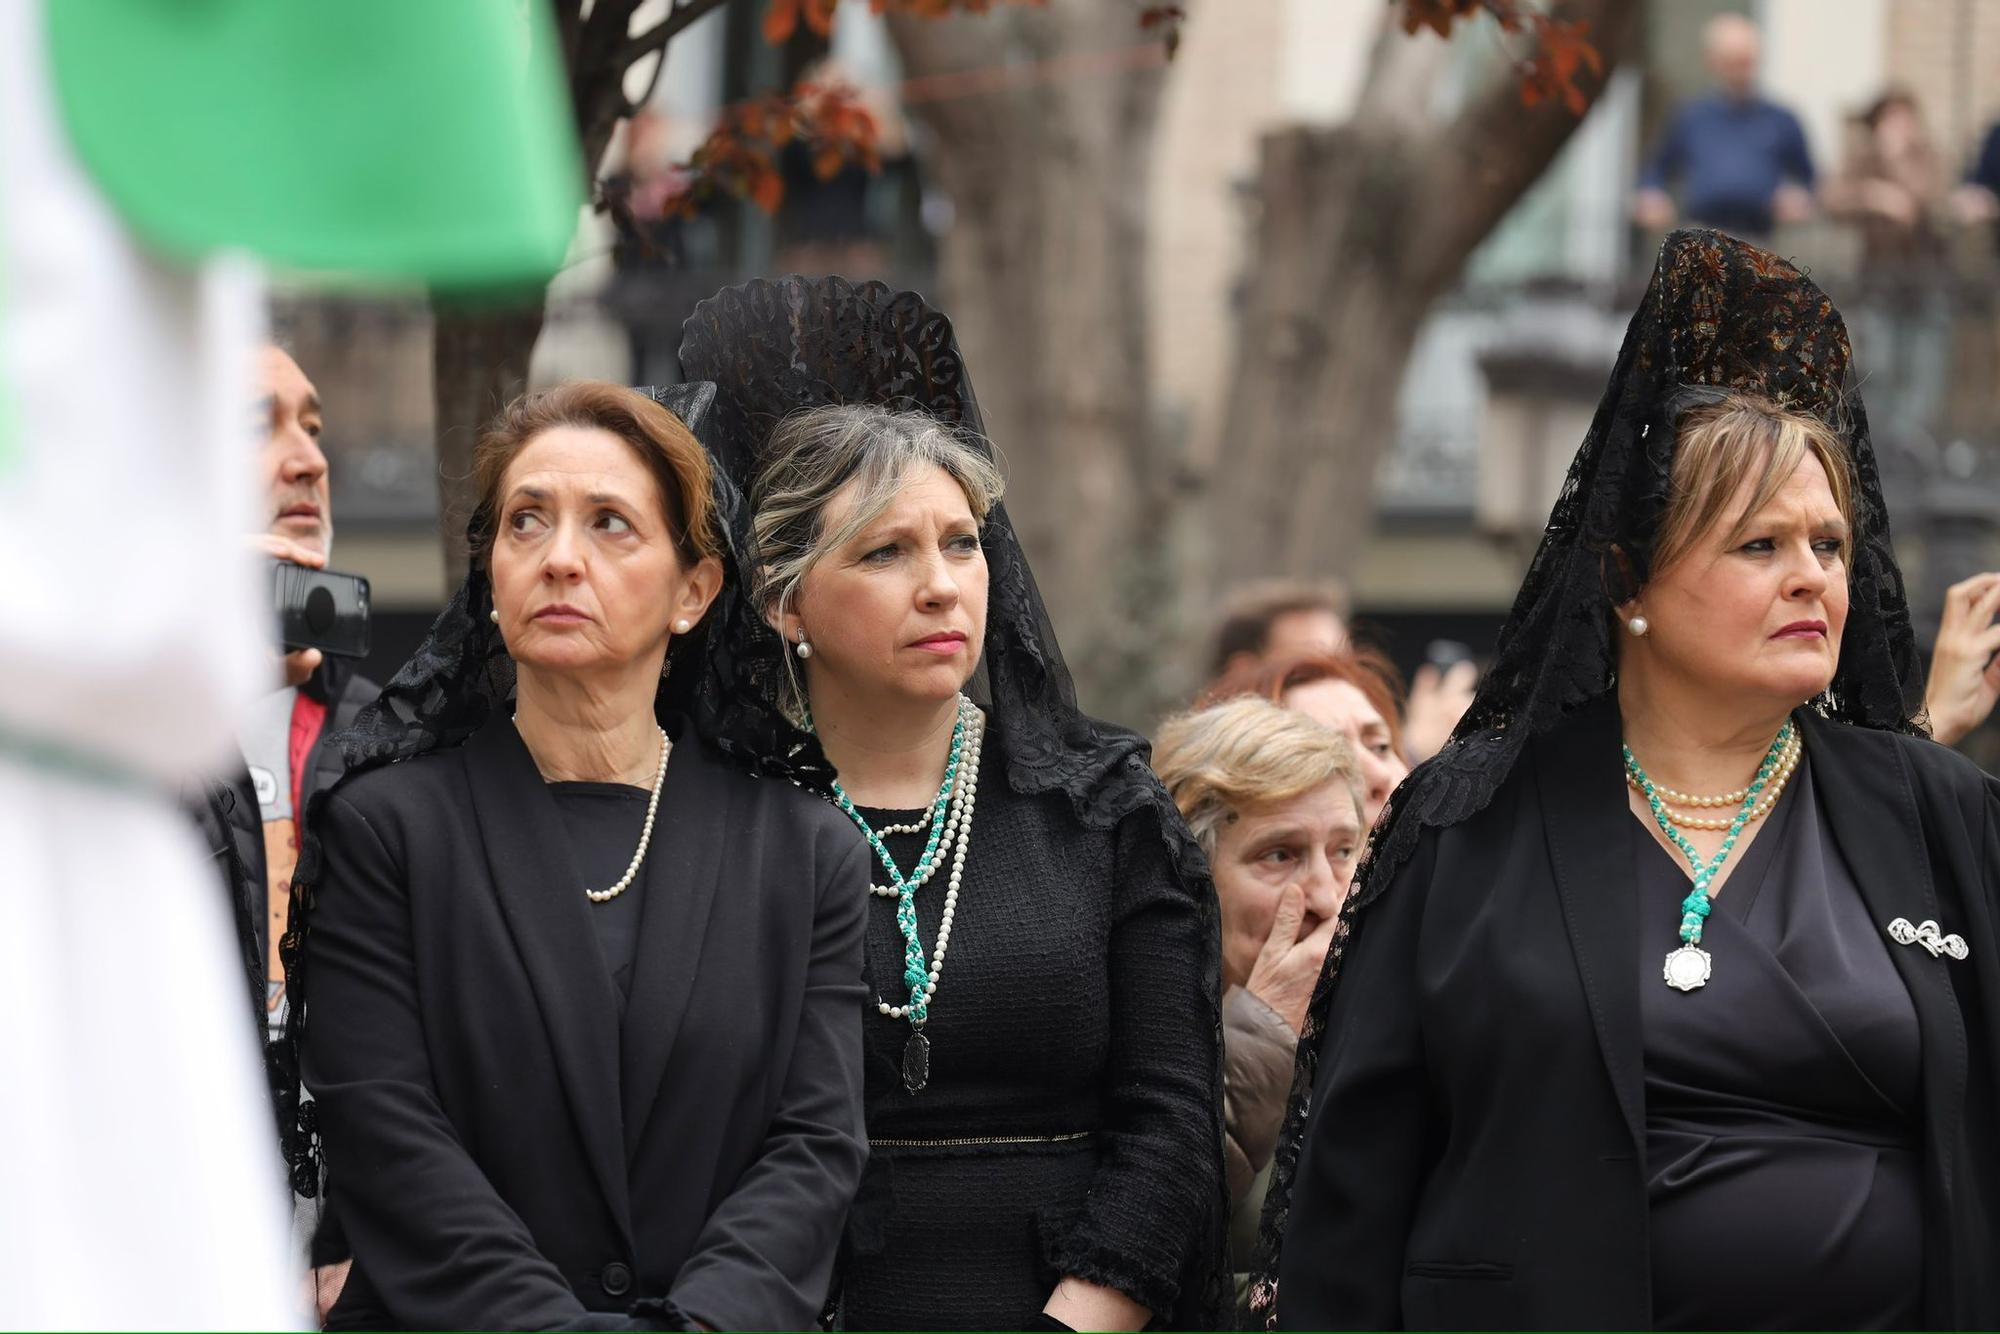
[838,740,1222,1330]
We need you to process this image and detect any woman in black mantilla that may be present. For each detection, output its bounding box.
[671,278,1226,1331]
[1252,229,2000,1331]
[274,382,870,1331]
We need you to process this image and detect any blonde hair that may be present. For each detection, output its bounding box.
[750,404,1005,706]
[1653,390,1856,574]
[1154,696,1365,860]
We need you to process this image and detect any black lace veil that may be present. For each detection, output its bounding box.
[266,381,786,1209]
[1247,228,1924,1324]
[674,275,1228,1324]
[675,274,1228,849]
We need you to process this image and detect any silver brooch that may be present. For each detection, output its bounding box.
[1887,917,1969,960]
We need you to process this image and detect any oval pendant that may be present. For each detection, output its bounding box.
[901,1029,931,1094]
[1663,944,1712,992]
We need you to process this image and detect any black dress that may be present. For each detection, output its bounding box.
[1635,753,1923,1330]
[837,741,1218,1330]
[548,781,648,1010]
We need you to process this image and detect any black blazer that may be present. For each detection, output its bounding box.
[304,714,871,1331]
[1278,695,2000,1330]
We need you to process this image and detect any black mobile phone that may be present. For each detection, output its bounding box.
[275,561,371,659]
[1424,638,1476,673]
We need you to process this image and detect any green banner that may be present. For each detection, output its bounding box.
[44,0,584,289]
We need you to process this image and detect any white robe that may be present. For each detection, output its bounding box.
[0,2,300,1326]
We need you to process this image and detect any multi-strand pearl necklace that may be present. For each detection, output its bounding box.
[1628,720,1797,992]
[822,693,983,1093]
[515,714,670,904]
[1624,724,1801,831]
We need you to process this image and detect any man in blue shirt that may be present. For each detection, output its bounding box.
[1634,13,1815,238]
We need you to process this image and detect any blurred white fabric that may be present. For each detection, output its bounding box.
[0,2,301,1327]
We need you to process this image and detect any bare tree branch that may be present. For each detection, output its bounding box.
[1404,0,1641,293]
[618,0,735,70]
[1351,7,1454,136]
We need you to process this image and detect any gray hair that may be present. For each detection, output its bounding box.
[750,403,1005,702]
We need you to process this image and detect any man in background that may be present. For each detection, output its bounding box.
[192,345,378,1320]
[1206,579,1350,684]
[204,345,378,1047]
[1634,13,1815,238]
[1204,578,1477,767]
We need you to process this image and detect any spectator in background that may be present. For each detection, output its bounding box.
[1207,578,1349,682]
[1823,91,1952,430]
[208,347,380,1046]
[1634,13,1814,238]
[1153,696,1366,1295]
[1203,650,1411,826]
[1951,117,2000,238]
[191,344,377,1320]
[1921,571,2000,747]
[1824,91,1946,272]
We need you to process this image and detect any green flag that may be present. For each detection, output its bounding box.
[44,0,583,289]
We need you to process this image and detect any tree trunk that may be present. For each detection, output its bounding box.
[890,1,1176,721]
[1206,0,1642,598]
[432,303,548,581]
[429,0,646,585]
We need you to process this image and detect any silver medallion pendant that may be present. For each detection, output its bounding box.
[1663,944,1713,992]
[901,1029,931,1094]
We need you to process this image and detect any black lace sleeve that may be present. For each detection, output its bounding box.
[1042,798,1226,1323]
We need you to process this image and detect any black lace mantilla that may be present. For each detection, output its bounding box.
[676,275,1230,1326]
[1247,228,1924,1326]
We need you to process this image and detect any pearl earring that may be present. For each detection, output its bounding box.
[795,636,813,660]
[489,609,500,625]
[673,618,691,634]
[1626,616,1650,637]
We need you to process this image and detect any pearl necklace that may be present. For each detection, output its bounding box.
[515,714,670,904]
[1626,727,1801,830]
[863,709,981,1018]
[1628,721,1796,992]
[820,694,983,1093]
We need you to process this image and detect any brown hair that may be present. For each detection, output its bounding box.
[470,381,720,571]
[1154,696,1365,859]
[1653,391,1856,576]
[1207,578,1351,677]
[1198,647,1408,759]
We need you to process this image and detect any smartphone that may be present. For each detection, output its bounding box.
[275,561,371,659]
[1424,638,1475,673]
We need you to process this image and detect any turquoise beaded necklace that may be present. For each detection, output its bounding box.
[1625,720,1795,992]
[815,694,978,1091]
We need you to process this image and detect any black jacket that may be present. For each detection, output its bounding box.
[193,654,378,1021]
[1278,696,2000,1330]
[304,714,871,1331]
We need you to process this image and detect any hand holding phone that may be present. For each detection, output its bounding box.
[273,559,371,659]
[251,536,324,685]
[1407,640,1480,765]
